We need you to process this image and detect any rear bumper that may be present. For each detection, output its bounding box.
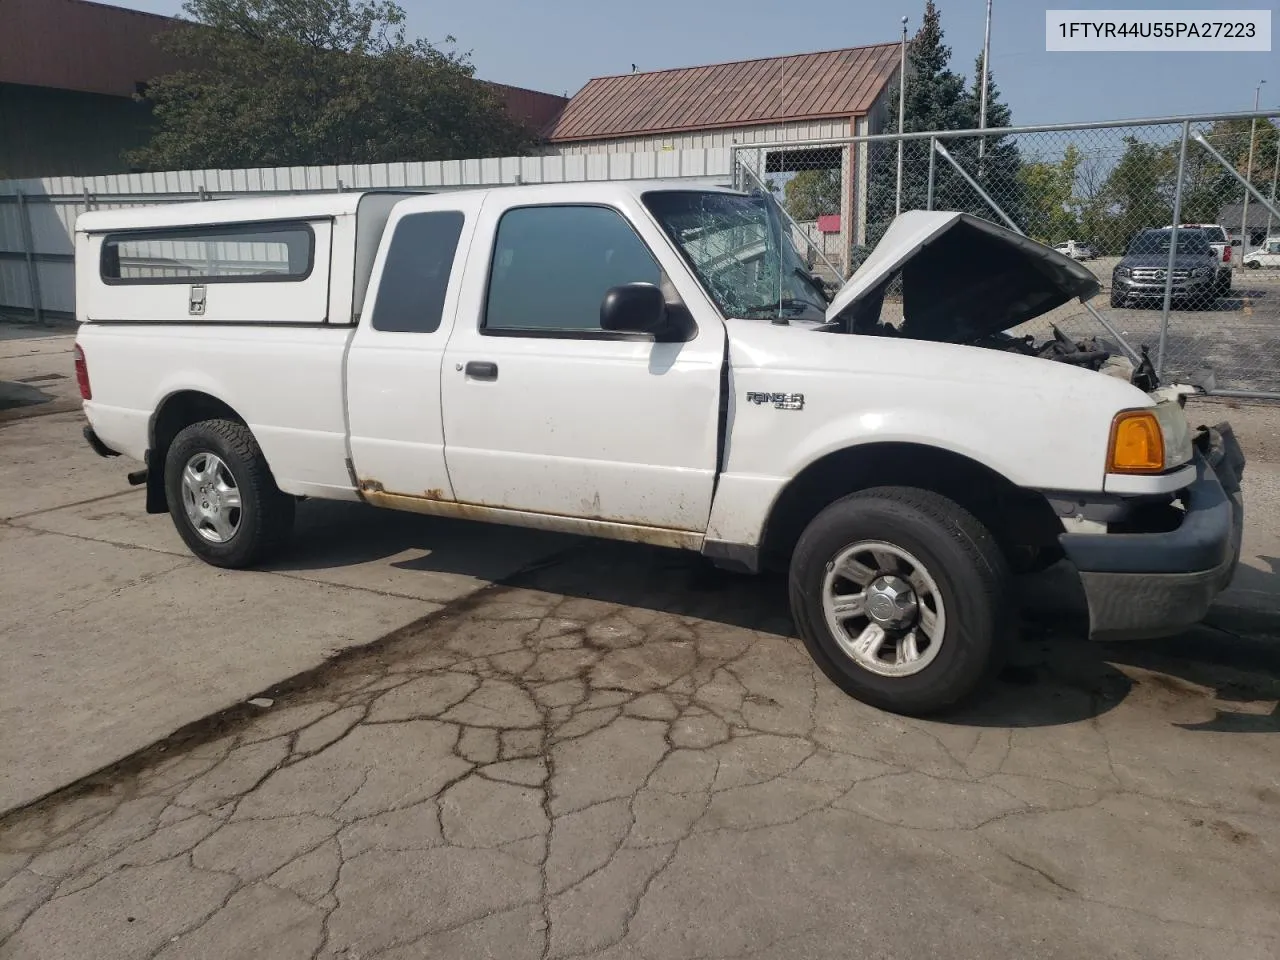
[83,424,121,459]
[1058,423,1245,640]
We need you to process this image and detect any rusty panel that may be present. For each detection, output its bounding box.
[360,488,704,552]
[548,42,900,143]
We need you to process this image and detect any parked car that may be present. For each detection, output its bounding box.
[73,187,1245,716]
[1165,223,1232,295]
[1112,228,1219,308]
[1243,237,1280,269]
[1052,240,1096,261]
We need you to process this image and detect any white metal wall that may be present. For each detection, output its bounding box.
[549,119,853,156]
[0,148,734,321]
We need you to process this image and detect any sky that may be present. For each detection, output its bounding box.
[113,0,1280,126]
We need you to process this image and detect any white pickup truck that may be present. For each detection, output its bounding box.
[73,183,1245,715]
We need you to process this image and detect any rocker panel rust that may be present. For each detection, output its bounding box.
[358,482,704,551]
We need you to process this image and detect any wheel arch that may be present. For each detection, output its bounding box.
[758,441,1063,573]
[145,390,250,514]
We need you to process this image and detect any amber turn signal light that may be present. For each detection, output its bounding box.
[1107,410,1164,474]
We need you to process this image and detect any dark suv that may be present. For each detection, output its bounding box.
[1111,228,1219,309]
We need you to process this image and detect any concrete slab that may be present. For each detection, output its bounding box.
[0,333,81,421]
[0,406,566,816]
[0,411,139,521]
[0,526,426,813]
[2,542,1276,960]
[22,494,573,604]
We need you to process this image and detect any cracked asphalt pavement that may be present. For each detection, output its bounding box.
[3,541,1279,960]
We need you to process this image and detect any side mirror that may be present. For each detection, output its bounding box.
[600,282,667,336]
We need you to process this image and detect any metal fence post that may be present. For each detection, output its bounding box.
[736,156,843,283]
[926,137,937,211]
[15,191,44,326]
[932,141,1022,233]
[1156,121,1190,378]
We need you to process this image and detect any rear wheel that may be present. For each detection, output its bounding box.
[788,487,1012,716]
[164,419,294,568]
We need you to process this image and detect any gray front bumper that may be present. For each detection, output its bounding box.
[1113,277,1214,299]
[1058,422,1245,641]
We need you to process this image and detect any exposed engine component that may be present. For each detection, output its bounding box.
[978,325,1113,369]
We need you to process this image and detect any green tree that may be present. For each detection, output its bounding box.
[1096,136,1175,252]
[864,2,1020,243]
[955,52,1022,221]
[128,0,531,171]
[1180,118,1280,226]
[784,169,841,221]
[1019,143,1082,243]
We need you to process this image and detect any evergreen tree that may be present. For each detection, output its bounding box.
[957,52,1023,224]
[864,2,1021,243]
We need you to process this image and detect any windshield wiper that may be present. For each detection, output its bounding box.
[740,299,821,318]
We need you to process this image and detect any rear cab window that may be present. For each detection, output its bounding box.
[369,212,466,333]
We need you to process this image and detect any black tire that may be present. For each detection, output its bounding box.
[164,418,294,569]
[1109,289,1124,308]
[1246,260,1260,270]
[788,487,1012,716]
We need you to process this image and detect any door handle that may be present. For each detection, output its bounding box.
[464,361,498,381]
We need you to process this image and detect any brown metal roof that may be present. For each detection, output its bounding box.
[483,82,570,134]
[546,43,901,142]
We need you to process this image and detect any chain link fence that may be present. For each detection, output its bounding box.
[734,110,1280,397]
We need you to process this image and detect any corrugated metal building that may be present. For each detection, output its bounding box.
[0,0,568,179]
[544,44,901,263]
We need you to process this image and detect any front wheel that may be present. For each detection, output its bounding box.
[1109,289,1125,308]
[788,487,1012,716]
[1245,260,1260,270]
[164,419,295,569]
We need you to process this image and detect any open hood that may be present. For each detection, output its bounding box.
[825,211,1102,340]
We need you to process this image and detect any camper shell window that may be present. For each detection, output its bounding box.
[100,221,315,285]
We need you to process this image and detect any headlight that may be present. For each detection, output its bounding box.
[1106,403,1192,474]
[1190,267,1209,278]
[1115,266,1131,278]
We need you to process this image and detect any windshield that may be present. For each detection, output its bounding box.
[642,190,828,322]
[1128,230,1210,255]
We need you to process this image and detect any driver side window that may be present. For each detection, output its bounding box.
[484,205,663,335]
